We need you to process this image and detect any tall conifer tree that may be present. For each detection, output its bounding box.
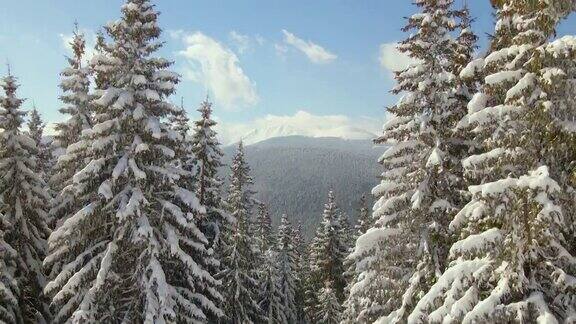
[305,191,349,321]
[219,142,263,323]
[45,1,222,322]
[0,222,20,323]
[255,202,275,254]
[276,214,298,323]
[50,26,94,229]
[0,71,51,323]
[410,1,576,322]
[190,97,230,249]
[343,1,477,322]
[27,108,51,180]
[258,250,285,324]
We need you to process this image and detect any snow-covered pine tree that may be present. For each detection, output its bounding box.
[342,1,477,322]
[44,1,223,322]
[0,217,20,323]
[292,220,308,322]
[341,195,374,322]
[354,194,372,237]
[276,214,298,323]
[28,107,55,228]
[27,107,52,180]
[255,202,275,254]
[408,1,576,322]
[53,25,93,151]
[337,212,353,254]
[385,2,479,322]
[27,107,45,146]
[171,98,190,138]
[305,191,348,321]
[50,26,94,230]
[219,141,264,323]
[316,280,342,324]
[170,98,195,180]
[258,249,286,324]
[190,97,230,250]
[0,71,51,323]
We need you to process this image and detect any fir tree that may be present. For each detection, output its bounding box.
[343,1,478,322]
[219,142,263,323]
[258,250,286,324]
[410,1,576,322]
[354,194,372,237]
[292,221,308,323]
[50,25,94,229]
[53,25,93,151]
[305,191,348,321]
[385,1,478,321]
[170,97,190,139]
[44,1,222,322]
[316,280,342,324]
[28,107,55,228]
[0,218,20,323]
[341,195,373,323]
[277,214,298,323]
[190,97,230,249]
[0,71,51,323]
[170,98,195,182]
[27,107,45,147]
[27,107,51,178]
[255,202,275,254]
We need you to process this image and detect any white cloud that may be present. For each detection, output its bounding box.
[168,29,185,40]
[229,31,266,54]
[281,30,337,64]
[214,110,382,145]
[177,31,259,110]
[255,35,265,46]
[378,42,418,74]
[274,43,288,60]
[59,29,97,62]
[229,30,251,54]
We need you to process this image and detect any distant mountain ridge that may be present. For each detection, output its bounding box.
[237,124,378,145]
[222,136,386,238]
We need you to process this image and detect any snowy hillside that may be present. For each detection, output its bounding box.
[223,136,385,238]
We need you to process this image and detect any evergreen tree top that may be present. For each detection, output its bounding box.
[197,96,214,120]
[277,214,292,246]
[191,96,223,163]
[27,107,45,144]
[1,74,26,128]
[321,191,341,226]
[67,24,87,68]
[256,203,275,252]
[229,141,254,188]
[170,98,191,137]
[54,22,93,154]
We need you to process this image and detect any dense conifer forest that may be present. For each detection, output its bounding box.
[0,0,575,323]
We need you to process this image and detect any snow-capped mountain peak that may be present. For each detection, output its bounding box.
[238,124,377,145]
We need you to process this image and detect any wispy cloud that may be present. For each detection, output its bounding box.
[378,42,418,76]
[229,30,251,54]
[281,30,337,64]
[177,31,259,110]
[274,43,289,60]
[228,31,266,55]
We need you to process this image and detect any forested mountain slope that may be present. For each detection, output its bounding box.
[222,136,385,238]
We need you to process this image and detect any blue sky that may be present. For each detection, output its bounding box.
[1,1,574,143]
